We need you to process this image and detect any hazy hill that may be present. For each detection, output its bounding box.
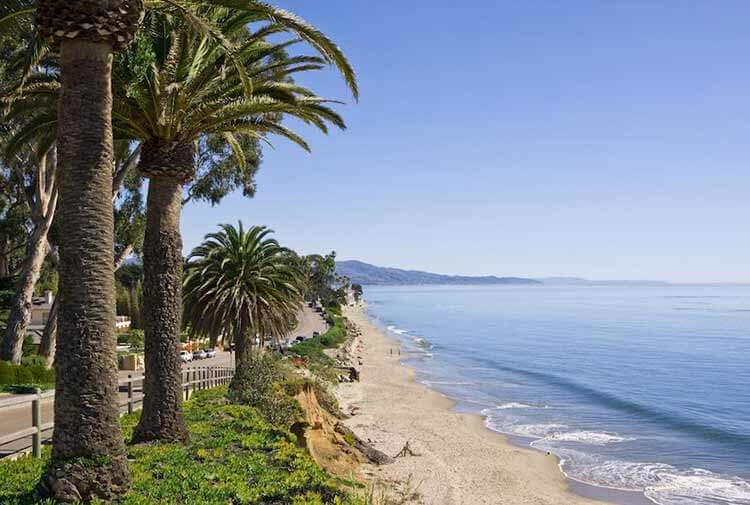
[336,260,541,286]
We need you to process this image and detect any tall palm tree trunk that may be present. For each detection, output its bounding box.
[40,243,132,368]
[132,176,188,443]
[229,328,251,393]
[41,39,130,502]
[1,230,52,363]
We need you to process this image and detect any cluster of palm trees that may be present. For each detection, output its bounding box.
[0,1,355,501]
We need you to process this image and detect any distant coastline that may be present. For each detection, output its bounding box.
[335,260,668,287]
[336,260,749,287]
[336,260,541,286]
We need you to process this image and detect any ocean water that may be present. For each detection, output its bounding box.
[363,284,750,505]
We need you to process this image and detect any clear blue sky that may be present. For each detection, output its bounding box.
[181,1,750,283]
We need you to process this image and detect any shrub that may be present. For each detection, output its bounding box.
[229,351,302,428]
[0,362,54,389]
[126,329,144,349]
[284,378,341,418]
[28,364,54,384]
[0,361,14,385]
[14,367,33,384]
[21,336,34,357]
[20,356,47,367]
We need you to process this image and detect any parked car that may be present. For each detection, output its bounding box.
[204,348,217,358]
[179,350,193,363]
[194,349,207,360]
[295,335,306,343]
[312,331,320,338]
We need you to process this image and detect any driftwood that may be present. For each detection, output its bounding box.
[335,423,394,465]
[394,441,421,458]
[335,366,360,382]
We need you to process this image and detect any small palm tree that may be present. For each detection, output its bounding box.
[183,223,304,391]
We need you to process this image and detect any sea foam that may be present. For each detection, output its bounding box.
[535,431,633,446]
[493,402,549,410]
[386,325,409,335]
[557,451,750,505]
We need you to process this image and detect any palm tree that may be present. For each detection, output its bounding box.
[183,223,304,391]
[0,1,355,498]
[1,7,356,443]
[12,1,145,499]
[112,13,354,444]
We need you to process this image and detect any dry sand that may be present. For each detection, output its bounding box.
[336,303,609,505]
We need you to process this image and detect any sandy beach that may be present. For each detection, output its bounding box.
[336,303,609,505]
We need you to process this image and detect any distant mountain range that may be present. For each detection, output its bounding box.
[335,261,677,287]
[335,260,541,286]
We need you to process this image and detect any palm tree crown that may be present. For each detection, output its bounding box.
[115,11,348,180]
[184,223,304,371]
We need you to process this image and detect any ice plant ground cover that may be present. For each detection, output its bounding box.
[0,388,364,505]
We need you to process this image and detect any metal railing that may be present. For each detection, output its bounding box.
[0,366,234,460]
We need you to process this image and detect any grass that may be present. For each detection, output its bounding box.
[0,388,366,504]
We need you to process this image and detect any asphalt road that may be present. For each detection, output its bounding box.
[286,305,330,344]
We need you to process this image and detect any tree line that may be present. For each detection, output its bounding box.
[0,1,356,501]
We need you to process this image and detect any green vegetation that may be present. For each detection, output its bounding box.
[228,350,303,429]
[0,388,365,505]
[184,224,305,387]
[290,308,349,369]
[116,263,144,330]
[1,0,359,496]
[118,329,144,350]
[0,360,55,392]
[283,377,342,420]
[304,252,351,308]
[351,284,363,302]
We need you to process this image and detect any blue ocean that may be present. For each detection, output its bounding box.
[363,284,750,505]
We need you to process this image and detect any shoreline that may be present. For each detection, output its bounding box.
[336,302,634,505]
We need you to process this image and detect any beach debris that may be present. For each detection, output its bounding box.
[394,441,421,458]
[335,423,394,465]
[335,366,360,382]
